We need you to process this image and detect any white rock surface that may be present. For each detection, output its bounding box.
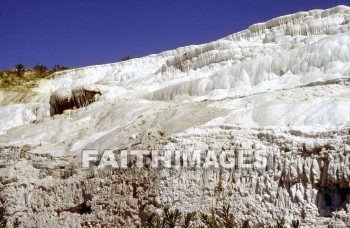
[0,5,350,227]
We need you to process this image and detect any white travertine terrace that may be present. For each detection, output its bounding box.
[0,5,350,227]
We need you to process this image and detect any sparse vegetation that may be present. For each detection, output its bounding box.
[33,64,48,77]
[163,206,182,228]
[146,211,162,228]
[146,205,252,228]
[121,56,132,61]
[15,64,25,77]
[52,64,69,72]
[146,207,183,228]
[221,205,237,228]
[183,212,196,228]
[0,64,70,91]
[145,206,298,228]
[199,209,220,228]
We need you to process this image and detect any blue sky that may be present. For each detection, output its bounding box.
[0,0,349,70]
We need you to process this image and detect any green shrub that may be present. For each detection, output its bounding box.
[33,64,48,76]
[15,64,25,77]
[121,56,132,61]
[145,205,255,228]
[52,64,69,72]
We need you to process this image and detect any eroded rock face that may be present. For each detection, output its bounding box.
[50,88,101,116]
[1,5,350,228]
[1,125,349,227]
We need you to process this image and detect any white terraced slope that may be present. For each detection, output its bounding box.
[0,5,350,227]
[1,5,350,152]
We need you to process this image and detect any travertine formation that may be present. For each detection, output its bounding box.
[1,5,350,228]
[1,122,350,227]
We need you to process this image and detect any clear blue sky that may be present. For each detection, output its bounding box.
[0,0,349,70]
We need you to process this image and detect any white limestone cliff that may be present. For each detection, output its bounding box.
[0,5,350,227]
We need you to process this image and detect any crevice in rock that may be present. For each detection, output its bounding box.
[55,202,92,215]
[78,202,92,214]
[317,185,350,217]
[55,188,92,215]
[49,88,101,116]
[80,188,92,214]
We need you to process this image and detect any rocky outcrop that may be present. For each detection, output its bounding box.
[0,124,349,227]
[49,88,101,116]
[1,5,350,228]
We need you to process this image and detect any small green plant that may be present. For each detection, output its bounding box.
[15,64,25,77]
[146,205,251,228]
[121,56,132,61]
[52,64,69,72]
[146,212,162,228]
[221,205,236,228]
[163,206,182,228]
[33,64,48,76]
[183,212,196,228]
[199,209,219,228]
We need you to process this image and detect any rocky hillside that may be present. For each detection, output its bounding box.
[0,5,350,227]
